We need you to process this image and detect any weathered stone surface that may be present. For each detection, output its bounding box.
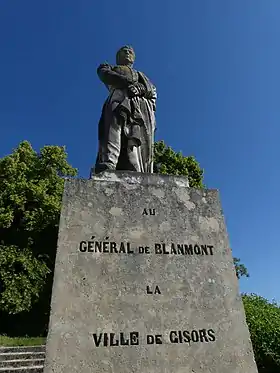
[44,171,257,373]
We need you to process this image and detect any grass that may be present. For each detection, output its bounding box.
[0,336,46,347]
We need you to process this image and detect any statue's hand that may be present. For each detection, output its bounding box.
[97,62,112,77]
[127,83,148,98]
[127,84,139,97]
[99,62,111,68]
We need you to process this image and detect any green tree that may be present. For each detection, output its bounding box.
[0,141,77,316]
[153,140,204,188]
[243,294,280,372]
[234,257,249,279]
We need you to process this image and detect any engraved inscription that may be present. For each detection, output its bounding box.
[146,285,161,294]
[92,329,216,348]
[93,332,139,347]
[142,208,156,215]
[79,236,134,254]
[79,238,215,256]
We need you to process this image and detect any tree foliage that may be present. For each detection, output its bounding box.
[233,257,249,279]
[153,140,204,188]
[0,141,77,315]
[243,294,280,372]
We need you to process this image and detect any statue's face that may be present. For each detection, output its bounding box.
[116,46,135,66]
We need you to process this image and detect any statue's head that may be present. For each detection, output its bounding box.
[116,45,135,66]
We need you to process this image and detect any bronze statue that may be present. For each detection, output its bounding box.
[94,46,157,174]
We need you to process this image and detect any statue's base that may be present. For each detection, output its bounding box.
[44,171,257,373]
[90,168,190,187]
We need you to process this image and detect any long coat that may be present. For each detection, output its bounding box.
[95,64,157,173]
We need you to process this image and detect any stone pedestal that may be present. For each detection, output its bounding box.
[44,171,257,373]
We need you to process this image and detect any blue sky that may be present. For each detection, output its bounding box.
[0,0,279,302]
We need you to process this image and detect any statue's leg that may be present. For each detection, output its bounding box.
[95,114,122,173]
[116,120,143,172]
[117,133,142,172]
[127,144,142,172]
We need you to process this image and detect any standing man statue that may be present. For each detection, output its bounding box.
[94,46,157,174]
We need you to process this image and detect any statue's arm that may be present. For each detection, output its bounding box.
[136,72,157,100]
[97,63,132,88]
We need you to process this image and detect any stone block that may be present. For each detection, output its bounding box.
[44,171,257,373]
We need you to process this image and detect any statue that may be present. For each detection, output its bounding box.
[94,46,157,174]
